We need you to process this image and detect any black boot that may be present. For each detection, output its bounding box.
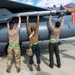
[57,64,61,68]
[49,64,54,69]
[37,64,40,71]
[29,65,33,71]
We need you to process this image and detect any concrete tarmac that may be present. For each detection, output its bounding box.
[0,40,75,75]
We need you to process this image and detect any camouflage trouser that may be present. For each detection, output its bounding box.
[7,46,21,69]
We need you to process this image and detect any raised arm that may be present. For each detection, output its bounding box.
[26,14,30,28]
[60,16,64,29]
[49,15,54,30]
[7,22,10,29]
[36,14,40,28]
[26,14,31,33]
[17,14,21,28]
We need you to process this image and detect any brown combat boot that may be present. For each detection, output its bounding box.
[6,66,11,73]
[16,68,21,73]
[37,64,40,71]
[29,65,33,71]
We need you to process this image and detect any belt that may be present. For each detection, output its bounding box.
[50,38,58,43]
[9,44,20,47]
[30,42,39,46]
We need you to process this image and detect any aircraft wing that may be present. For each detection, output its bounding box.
[0,0,48,23]
[0,0,47,12]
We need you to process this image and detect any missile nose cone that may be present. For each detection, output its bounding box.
[68,9,74,13]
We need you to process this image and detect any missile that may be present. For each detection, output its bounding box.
[14,8,74,16]
[0,8,74,23]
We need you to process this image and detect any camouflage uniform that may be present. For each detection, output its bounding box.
[7,46,21,69]
[7,27,21,70]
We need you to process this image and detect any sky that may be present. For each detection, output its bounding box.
[11,0,75,8]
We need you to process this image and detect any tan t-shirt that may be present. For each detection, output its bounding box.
[50,27,62,43]
[8,27,20,44]
[49,16,64,43]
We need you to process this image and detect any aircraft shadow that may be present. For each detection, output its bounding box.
[36,70,51,75]
[22,48,75,68]
[40,49,75,67]
[60,50,75,60]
